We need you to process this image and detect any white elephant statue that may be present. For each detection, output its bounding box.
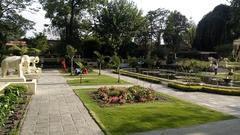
[29,56,41,74]
[1,55,30,78]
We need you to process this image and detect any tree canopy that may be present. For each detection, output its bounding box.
[163,10,190,53]
[0,0,34,44]
[39,0,106,46]
[193,4,233,51]
[94,0,145,52]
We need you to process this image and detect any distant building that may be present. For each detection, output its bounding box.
[5,40,27,46]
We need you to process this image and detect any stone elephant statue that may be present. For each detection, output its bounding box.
[29,56,41,74]
[1,55,30,78]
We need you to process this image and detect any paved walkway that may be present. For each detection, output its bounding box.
[132,119,240,135]
[21,70,103,135]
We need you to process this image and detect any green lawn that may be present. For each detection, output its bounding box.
[75,89,234,135]
[67,72,129,86]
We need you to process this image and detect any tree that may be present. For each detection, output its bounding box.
[112,53,122,83]
[82,38,101,58]
[230,0,240,38]
[8,46,28,55]
[182,19,196,50]
[95,0,145,52]
[94,51,106,76]
[66,45,77,75]
[28,33,49,54]
[163,11,190,55]
[0,0,34,44]
[39,0,106,45]
[147,8,170,46]
[193,5,233,51]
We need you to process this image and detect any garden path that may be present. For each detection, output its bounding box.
[20,70,103,135]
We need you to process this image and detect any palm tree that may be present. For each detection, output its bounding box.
[94,51,106,76]
[112,53,122,83]
[66,45,77,75]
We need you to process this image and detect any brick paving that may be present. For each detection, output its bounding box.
[20,70,103,135]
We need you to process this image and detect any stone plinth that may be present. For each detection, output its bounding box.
[0,76,26,82]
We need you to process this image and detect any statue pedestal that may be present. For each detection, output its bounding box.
[25,74,40,81]
[0,76,26,82]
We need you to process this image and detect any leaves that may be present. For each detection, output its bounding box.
[66,45,77,58]
[95,0,145,51]
[163,10,190,52]
[0,0,34,42]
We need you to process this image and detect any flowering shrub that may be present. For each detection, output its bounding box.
[94,86,160,105]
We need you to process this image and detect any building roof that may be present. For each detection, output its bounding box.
[5,41,27,46]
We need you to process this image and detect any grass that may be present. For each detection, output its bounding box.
[66,72,129,86]
[74,88,234,135]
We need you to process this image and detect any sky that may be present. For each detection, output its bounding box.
[22,0,229,38]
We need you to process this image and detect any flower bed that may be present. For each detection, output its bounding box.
[92,86,168,106]
[0,85,30,134]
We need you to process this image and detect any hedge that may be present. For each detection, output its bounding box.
[115,70,240,96]
[113,70,162,84]
[168,83,240,96]
[168,83,202,92]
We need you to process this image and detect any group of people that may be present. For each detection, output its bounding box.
[75,67,88,75]
[60,57,88,75]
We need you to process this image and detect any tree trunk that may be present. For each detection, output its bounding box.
[117,66,120,83]
[69,0,75,43]
[99,63,101,75]
[71,56,74,76]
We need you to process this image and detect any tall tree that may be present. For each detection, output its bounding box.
[95,0,145,52]
[230,0,240,38]
[147,8,170,46]
[39,0,106,45]
[193,5,233,51]
[163,11,190,54]
[0,0,34,44]
[28,33,49,54]
[182,19,196,50]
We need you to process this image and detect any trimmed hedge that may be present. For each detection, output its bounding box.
[168,83,202,92]
[115,70,240,96]
[113,70,162,84]
[202,87,240,96]
[168,83,240,96]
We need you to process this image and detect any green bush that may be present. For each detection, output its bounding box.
[168,83,240,96]
[168,83,202,92]
[0,85,28,127]
[113,70,162,84]
[202,87,240,96]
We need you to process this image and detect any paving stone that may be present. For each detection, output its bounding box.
[20,70,103,135]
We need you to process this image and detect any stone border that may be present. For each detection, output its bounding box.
[73,89,108,135]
